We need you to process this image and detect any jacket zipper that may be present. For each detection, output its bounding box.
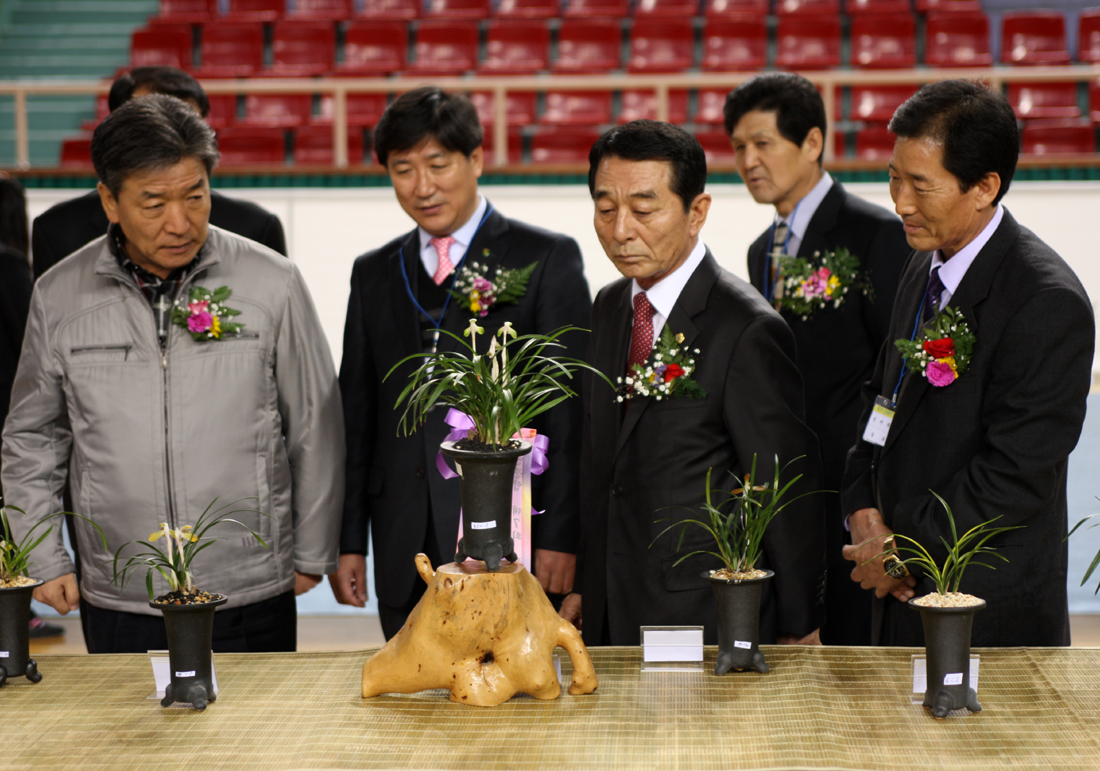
[70,344,132,360]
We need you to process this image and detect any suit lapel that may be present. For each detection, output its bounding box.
[391,228,425,356]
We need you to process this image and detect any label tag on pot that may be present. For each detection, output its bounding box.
[641,626,704,669]
[911,655,979,705]
[734,640,752,650]
[149,654,219,701]
[0,651,8,658]
[471,520,496,530]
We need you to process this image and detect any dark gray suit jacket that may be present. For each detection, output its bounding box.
[577,250,826,646]
[339,205,591,607]
[843,210,1094,647]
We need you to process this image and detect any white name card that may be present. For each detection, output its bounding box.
[149,654,219,701]
[641,627,704,664]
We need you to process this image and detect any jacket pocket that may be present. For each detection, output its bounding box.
[70,344,133,361]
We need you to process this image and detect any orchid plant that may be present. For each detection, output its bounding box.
[110,498,270,601]
[389,320,611,450]
[1067,503,1100,594]
[1,504,105,587]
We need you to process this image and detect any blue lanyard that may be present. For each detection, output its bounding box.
[892,292,930,407]
[764,198,802,303]
[398,204,494,349]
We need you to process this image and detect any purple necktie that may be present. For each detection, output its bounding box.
[922,266,945,323]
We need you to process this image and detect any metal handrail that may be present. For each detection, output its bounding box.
[3,66,1100,169]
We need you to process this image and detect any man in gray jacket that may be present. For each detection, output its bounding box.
[1,95,344,653]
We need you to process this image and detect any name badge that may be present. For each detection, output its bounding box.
[862,396,895,447]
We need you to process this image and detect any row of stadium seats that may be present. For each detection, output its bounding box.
[149,0,983,24]
[132,10,1091,77]
[58,116,1098,169]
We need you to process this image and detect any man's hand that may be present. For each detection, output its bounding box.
[33,573,79,615]
[294,571,322,596]
[559,593,582,630]
[328,553,368,607]
[842,507,916,602]
[534,549,576,595]
[777,628,822,645]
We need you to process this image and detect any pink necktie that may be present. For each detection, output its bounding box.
[431,236,456,285]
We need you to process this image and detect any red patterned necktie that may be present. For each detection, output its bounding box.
[431,236,456,285]
[628,292,656,372]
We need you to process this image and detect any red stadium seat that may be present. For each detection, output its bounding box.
[848,85,918,122]
[243,94,313,128]
[335,21,407,76]
[563,0,629,18]
[1007,82,1080,120]
[704,0,768,16]
[288,0,353,20]
[317,93,390,126]
[1080,9,1100,64]
[775,15,841,69]
[193,22,264,78]
[294,125,365,165]
[1089,80,1100,123]
[702,17,767,72]
[775,0,839,15]
[531,127,601,164]
[480,20,550,74]
[846,0,911,14]
[60,135,93,168]
[481,124,524,165]
[619,89,690,123]
[1021,118,1095,155]
[924,11,991,67]
[81,95,111,130]
[695,88,729,125]
[424,0,492,19]
[853,124,896,160]
[628,18,695,73]
[217,127,287,165]
[206,94,239,129]
[495,0,559,17]
[1002,11,1070,66]
[694,129,735,163]
[131,25,193,70]
[150,0,215,24]
[222,0,284,22]
[915,0,982,12]
[470,91,539,126]
[265,21,335,77]
[633,0,700,17]
[850,14,915,69]
[553,19,622,73]
[409,20,479,75]
[353,0,420,19]
[543,90,613,125]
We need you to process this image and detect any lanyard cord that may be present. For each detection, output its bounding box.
[764,197,802,303]
[892,292,930,407]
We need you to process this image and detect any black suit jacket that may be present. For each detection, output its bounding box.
[843,210,1094,647]
[577,250,826,646]
[31,189,287,278]
[339,204,591,607]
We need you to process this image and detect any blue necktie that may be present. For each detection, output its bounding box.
[922,266,945,323]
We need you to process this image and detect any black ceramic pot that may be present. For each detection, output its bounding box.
[0,579,44,687]
[706,569,773,675]
[910,597,985,718]
[443,439,531,571]
[154,594,227,710]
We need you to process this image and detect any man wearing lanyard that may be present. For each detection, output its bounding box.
[842,80,1093,647]
[724,73,908,645]
[332,87,591,639]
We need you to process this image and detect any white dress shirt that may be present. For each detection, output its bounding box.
[774,171,833,257]
[630,239,708,349]
[416,195,488,278]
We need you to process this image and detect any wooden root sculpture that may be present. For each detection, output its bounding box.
[362,554,598,707]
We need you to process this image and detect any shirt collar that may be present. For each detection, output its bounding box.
[418,194,487,253]
[778,171,833,242]
[631,239,708,319]
[108,223,199,284]
[930,205,1004,296]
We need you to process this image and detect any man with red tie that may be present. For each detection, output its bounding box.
[331,87,591,638]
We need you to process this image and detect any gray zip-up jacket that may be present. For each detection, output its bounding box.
[1,226,345,615]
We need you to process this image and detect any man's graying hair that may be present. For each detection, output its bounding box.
[91,94,220,198]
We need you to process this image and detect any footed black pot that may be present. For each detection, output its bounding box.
[154,594,227,710]
[910,597,986,719]
[0,579,44,687]
[443,440,531,571]
[707,569,773,675]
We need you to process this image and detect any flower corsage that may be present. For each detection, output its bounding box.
[777,247,872,319]
[171,286,244,341]
[894,306,974,387]
[450,259,537,317]
[616,327,706,402]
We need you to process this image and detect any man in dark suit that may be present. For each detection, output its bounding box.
[560,120,825,646]
[32,67,285,278]
[842,80,1094,647]
[332,87,591,639]
[724,73,909,645]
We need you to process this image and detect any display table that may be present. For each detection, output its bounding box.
[3,646,1100,770]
